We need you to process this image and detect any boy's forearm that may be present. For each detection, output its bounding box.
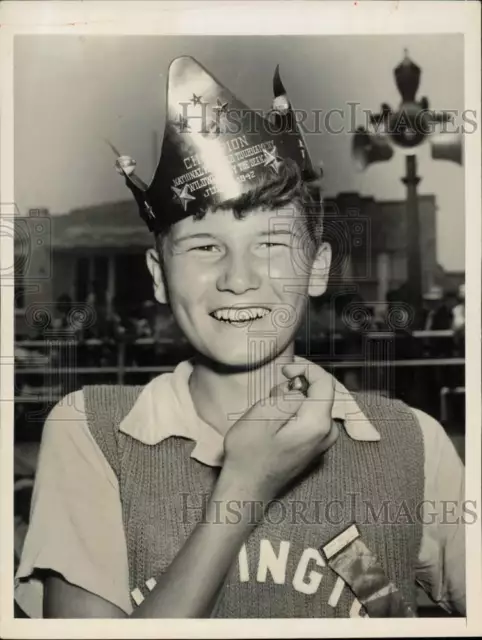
[130,469,265,618]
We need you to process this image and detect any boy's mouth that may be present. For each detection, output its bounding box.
[210,306,272,326]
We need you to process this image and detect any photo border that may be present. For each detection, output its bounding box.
[1,1,480,638]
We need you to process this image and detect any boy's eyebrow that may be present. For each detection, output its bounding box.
[172,228,295,245]
[259,228,295,237]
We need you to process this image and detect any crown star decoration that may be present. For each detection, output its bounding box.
[208,97,230,135]
[110,56,313,232]
[212,97,229,114]
[263,146,283,174]
[171,184,196,211]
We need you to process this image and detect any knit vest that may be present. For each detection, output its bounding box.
[84,384,425,618]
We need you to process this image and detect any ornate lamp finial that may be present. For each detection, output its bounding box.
[394,50,421,103]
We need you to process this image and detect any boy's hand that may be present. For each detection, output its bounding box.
[222,363,338,503]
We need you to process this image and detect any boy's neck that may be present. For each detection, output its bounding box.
[188,345,297,437]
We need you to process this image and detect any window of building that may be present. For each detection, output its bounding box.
[114,254,153,317]
[75,257,90,302]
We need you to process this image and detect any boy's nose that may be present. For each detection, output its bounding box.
[216,254,262,294]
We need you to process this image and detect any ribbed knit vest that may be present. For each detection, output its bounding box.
[84,384,424,618]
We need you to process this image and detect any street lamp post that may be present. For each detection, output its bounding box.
[402,154,422,307]
[352,50,463,320]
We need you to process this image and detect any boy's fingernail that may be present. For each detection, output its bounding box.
[281,391,305,405]
[284,389,304,397]
[288,375,309,395]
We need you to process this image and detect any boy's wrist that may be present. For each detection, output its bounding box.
[218,463,274,500]
[210,467,272,525]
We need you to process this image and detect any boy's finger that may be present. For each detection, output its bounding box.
[282,363,326,388]
[269,380,292,398]
[284,365,334,402]
[282,363,308,380]
[295,369,336,428]
[250,388,305,424]
[270,381,307,406]
[316,421,340,453]
[280,409,339,449]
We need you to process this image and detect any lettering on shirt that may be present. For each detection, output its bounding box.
[134,538,368,616]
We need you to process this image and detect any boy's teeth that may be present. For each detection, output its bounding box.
[213,307,270,322]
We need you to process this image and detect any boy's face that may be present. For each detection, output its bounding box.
[146,206,331,368]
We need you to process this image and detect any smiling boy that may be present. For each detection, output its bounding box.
[15,56,466,619]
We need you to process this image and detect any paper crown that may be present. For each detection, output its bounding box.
[111,56,314,233]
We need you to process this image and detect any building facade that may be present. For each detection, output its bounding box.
[325,192,438,304]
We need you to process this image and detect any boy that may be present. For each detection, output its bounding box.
[15,56,466,618]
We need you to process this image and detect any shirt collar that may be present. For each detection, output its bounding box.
[119,358,380,467]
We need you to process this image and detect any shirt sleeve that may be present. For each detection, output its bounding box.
[15,390,133,618]
[414,408,466,615]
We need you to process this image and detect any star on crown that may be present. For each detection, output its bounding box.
[212,97,229,115]
[263,146,283,174]
[171,184,196,211]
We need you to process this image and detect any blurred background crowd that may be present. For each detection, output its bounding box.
[54,279,466,339]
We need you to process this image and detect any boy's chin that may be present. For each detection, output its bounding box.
[199,342,285,372]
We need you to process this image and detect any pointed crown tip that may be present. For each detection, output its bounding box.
[168,55,201,72]
[273,65,287,98]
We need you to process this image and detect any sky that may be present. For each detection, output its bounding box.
[14,34,465,271]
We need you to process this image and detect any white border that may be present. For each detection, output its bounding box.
[1,1,481,638]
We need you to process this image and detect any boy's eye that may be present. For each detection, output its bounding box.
[189,244,220,252]
[259,242,290,249]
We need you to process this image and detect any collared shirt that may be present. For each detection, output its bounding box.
[15,359,466,617]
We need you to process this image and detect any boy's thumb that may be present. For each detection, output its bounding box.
[248,382,305,424]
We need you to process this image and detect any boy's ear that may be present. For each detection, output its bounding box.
[308,242,332,297]
[146,247,168,305]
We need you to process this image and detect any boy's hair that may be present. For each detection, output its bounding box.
[155,159,324,253]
